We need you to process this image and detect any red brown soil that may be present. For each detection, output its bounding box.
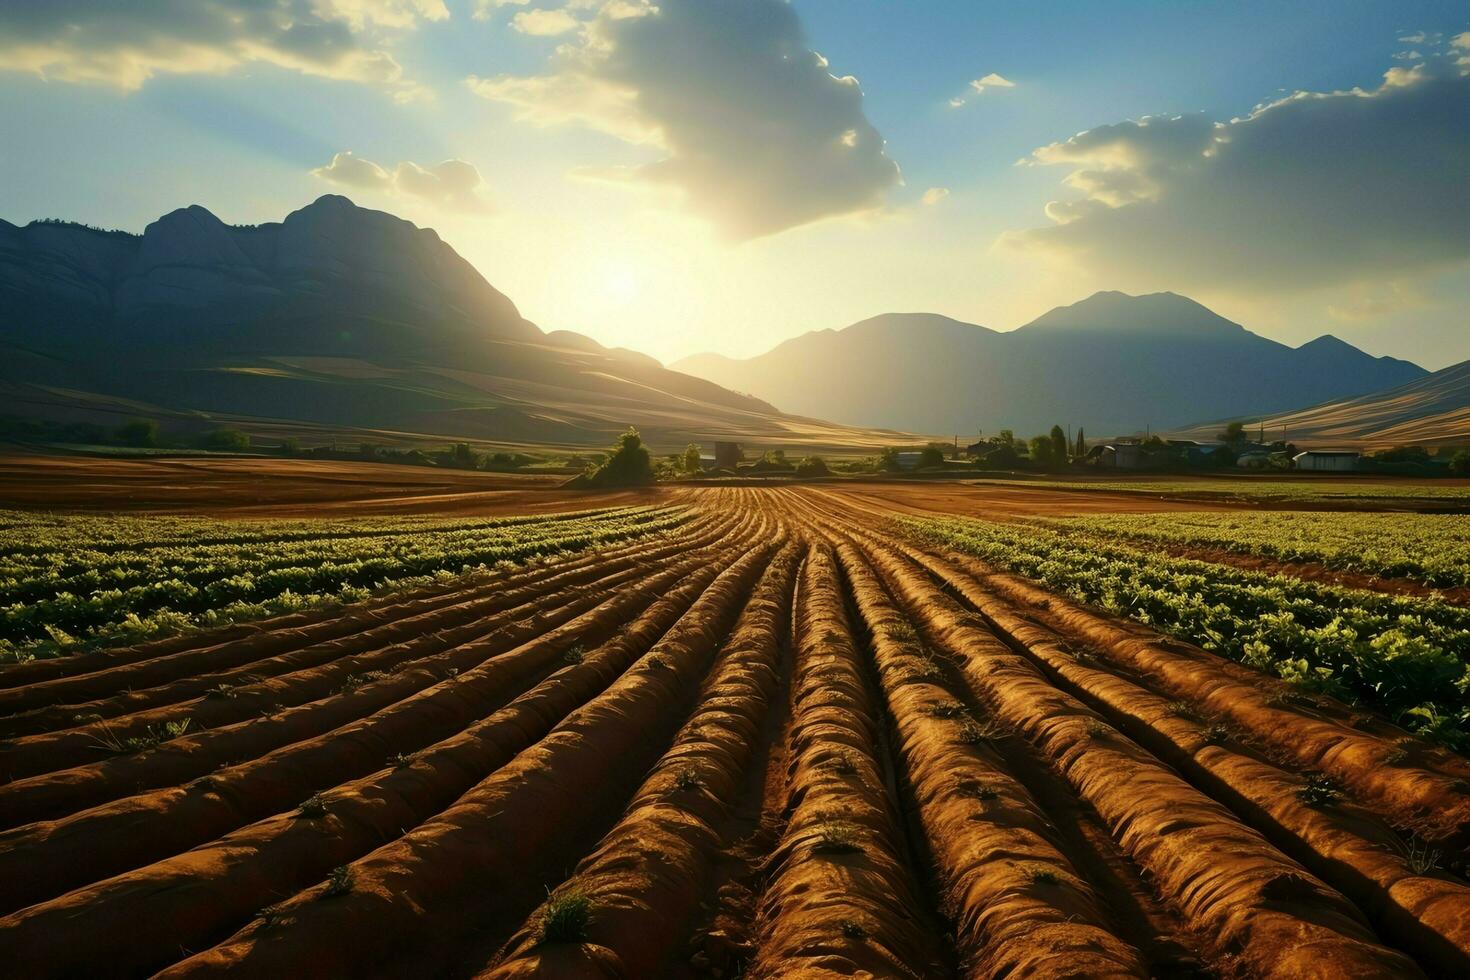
[1,485,1468,978]
[0,452,661,517]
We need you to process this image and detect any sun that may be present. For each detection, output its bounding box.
[602,264,640,304]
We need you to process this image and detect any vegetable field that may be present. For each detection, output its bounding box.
[1042,511,1470,587]
[0,507,686,661]
[906,514,1470,748]
[1,487,1468,978]
[970,477,1470,504]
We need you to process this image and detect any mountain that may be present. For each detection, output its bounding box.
[0,197,903,451]
[673,292,1427,437]
[1174,359,1470,449]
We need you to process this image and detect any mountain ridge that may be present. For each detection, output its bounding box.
[671,293,1426,437]
[0,197,907,451]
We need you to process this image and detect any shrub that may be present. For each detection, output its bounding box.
[203,428,250,451]
[585,428,656,488]
[115,418,159,447]
[795,455,830,477]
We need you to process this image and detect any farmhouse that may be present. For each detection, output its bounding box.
[1095,443,1148,469]
[892,451,925,471]
[713,442,742,469]
[1294,450,1360,472]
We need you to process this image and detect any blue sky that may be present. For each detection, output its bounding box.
[1,1,1466,367]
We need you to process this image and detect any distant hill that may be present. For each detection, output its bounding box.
[1175,359,1470,449]
[673,292,1426,437]
[0,196,903,451]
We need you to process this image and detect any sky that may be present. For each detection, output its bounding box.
[1,1,1467,368]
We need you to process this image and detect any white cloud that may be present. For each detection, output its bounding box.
[511,8,581,36]
[474,0,530,17]
[467,0,900,239]
[1002,58,1470,293]
[0,0,442,96]
[312,151,491,210]
[921,187,950,206]
[948,71,1016,107]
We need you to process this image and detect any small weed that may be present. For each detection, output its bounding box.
[957,719,1004,744]
[1165,701,1201,722]
[562,645,585,666]
[255,904,287,928]
[297,793,328,819]
[644,654,670,671]
[1297,774,1341,808]
[336,674,368,695]
[673,767,703,792]
[812,821,863,854]
[72,712,103,724]
[884,622,917,643]
[538,889,592,944]
[826,749,859,775]
[1084,719,1111,740]
[1024,865,1060,886]
[928,701,967,719]
[1203,723,1232,744]
[1397,836,1442,875]
[323,865,354,897]
[446,667,461,682]
[957,779,999,801]
[205,683,238,700]
[837,918,868,940]
[1384,739,1414,766]
[391,752,417,769]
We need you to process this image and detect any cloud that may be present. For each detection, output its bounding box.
[312,151,490,209]
[949,71,1016,108]
[511,9,581,35]
[1002,58,1470,293]
[921,187,950,206]
[0,0,443,95]
[474,0,530,16]
[466,0,900,239]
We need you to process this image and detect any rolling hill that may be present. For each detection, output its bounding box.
[673,292,1426,437]
[0,196,903,452]
[1175,359,1470,449]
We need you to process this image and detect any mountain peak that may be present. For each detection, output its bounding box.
[1019,289,1245,337]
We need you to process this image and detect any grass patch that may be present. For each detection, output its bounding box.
[812,821,864,854]
[297,793,328,819]
[323,865,354,897]
[537,889,593,944]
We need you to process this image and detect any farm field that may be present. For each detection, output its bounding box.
[968,476,1470,508]
[1,486,1468,978]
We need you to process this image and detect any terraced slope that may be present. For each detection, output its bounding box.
[1,488,1467,978]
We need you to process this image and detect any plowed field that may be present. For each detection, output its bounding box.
[2,487,1467,978]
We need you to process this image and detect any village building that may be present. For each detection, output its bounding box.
[1294,450,1361,472]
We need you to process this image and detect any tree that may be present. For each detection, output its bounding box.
[1218,421,1247,446]
[795,455,830,477]
[1450,451,1470,476]
[681,444,702,474]
[115,419,159,447]
[1050,425,1067,463]
[1075,427,1086,457]
[203,428,249,451]
[1029,435,1055,469]
[878,447,901,472]
[278,437,302,457]
[451,442,481,470]
[996,429,1015,449]
[918,445,945,468]
[586,428,656,488]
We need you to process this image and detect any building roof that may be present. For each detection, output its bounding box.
[1293,450,1360,458]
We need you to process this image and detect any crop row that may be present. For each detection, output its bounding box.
[0,506,687,658]
[1042,511,1470,587]
[970,478,1470,501]
[902,516,1470,749]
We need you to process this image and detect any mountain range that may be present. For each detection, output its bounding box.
[673,292,1426,437]
[0,196,900,451]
